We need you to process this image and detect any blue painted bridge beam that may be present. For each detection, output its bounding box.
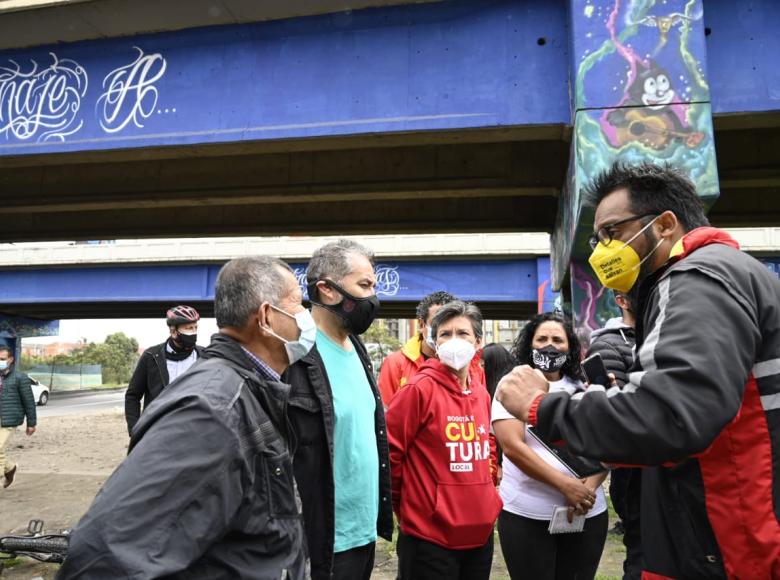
[0,258,558,321]
[1,254,779,324]
[0,1,777,158]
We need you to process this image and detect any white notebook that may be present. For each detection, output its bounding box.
[548,506,585,534]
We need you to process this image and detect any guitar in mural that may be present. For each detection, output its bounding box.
[613,108,704,150]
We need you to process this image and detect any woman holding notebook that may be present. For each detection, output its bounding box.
[492,313,608,579]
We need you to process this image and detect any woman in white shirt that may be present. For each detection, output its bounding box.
[492,313,608,579]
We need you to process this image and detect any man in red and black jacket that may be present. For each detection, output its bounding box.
[498,162,780,579]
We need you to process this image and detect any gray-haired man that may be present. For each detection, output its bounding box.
[284,239,393,580]
[59,256,312,579]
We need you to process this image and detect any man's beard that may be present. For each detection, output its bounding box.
[637,228,659,283]
[628,228,661,318]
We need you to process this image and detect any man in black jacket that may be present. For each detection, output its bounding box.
[283,239,393,580]
[586,291,641,579]
[59,256,310,579]
[124,305,204,435]
[498,162,780,578]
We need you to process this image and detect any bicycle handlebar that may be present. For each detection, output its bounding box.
[0,534,70,564]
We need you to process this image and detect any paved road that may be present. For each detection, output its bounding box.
[38,389,126,418]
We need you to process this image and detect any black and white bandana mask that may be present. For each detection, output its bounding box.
[531,346,568,373]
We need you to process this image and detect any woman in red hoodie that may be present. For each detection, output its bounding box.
[386,300,502,580]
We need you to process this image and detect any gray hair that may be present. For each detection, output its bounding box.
[306,239,375,285]
[215,256,293,328]
[430,300,484,341]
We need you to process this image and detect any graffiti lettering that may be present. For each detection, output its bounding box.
[293,263,401,300]
[0,53,87,142]
[375,264,400,296]
[97,47,166,133]
[293,267,310,300]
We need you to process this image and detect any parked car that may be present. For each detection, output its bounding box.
[30,378,50,406]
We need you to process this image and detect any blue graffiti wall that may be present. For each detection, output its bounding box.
[705,0,780,115]
[0,0,569,157]
[0,259,548,305]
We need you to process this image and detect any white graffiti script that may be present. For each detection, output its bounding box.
[0,53,87,142]
[293,265,400,299]
[97,47,166,133]
[375,264,400,296]
[293,267,310,299]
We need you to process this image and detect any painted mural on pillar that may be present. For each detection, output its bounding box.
[574,0,716,194]
[557,0,718,342]
[0,315,59,339]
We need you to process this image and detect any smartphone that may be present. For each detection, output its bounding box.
[582,353,610,387]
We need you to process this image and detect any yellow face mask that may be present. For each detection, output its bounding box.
[588,216,662,293]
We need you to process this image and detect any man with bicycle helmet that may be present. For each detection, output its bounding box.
[124,305,203,435]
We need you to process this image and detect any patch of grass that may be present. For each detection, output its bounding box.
[0,555,23,567]
[606,494,618,520]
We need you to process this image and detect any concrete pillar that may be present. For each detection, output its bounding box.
[553,0,719,342]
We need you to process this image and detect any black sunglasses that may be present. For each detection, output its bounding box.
[588,214,657,250]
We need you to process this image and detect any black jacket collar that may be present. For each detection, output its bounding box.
[201,333,290,429]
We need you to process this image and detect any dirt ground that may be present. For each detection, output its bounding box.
[0,410,624,578]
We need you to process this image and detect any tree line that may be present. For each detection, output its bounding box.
[21,332,139,385]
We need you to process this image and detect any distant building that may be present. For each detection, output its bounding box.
[22,341,84,358]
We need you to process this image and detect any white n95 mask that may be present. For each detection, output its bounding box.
[436,338,476,371]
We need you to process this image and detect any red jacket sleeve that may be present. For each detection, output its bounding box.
[473,366,498,484]
[385,380,426,516]
[378,351,403,408]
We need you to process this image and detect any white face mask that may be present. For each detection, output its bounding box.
[436,337,476,371]
[265,305,317,365]
[0,360,8,371]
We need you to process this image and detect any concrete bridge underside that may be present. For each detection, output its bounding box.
[2,114,779,242]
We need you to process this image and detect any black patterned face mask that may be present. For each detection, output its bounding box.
[531,346,568,373]
[307,279,380,336]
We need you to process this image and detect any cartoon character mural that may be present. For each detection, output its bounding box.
[598,1,705,152]
[557,0,719,342]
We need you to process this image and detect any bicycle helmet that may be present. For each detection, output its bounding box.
[166,305,200,327]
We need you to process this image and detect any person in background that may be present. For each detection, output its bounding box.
[0,345,36,489]
[387,300,501,580]
[124,305,204,435]
[586,291,641,579]
[378,291,456,407]
[283,239,392,580]
[482,343,515,401]
[493,313,608,580]
[480,342,515,472]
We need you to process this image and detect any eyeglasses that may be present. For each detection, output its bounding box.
[588,214,657,250]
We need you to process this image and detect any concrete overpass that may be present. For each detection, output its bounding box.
[0,233,556,320]
[1,229,778,323]
[0,0,778,244]
[0,0,779,333]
